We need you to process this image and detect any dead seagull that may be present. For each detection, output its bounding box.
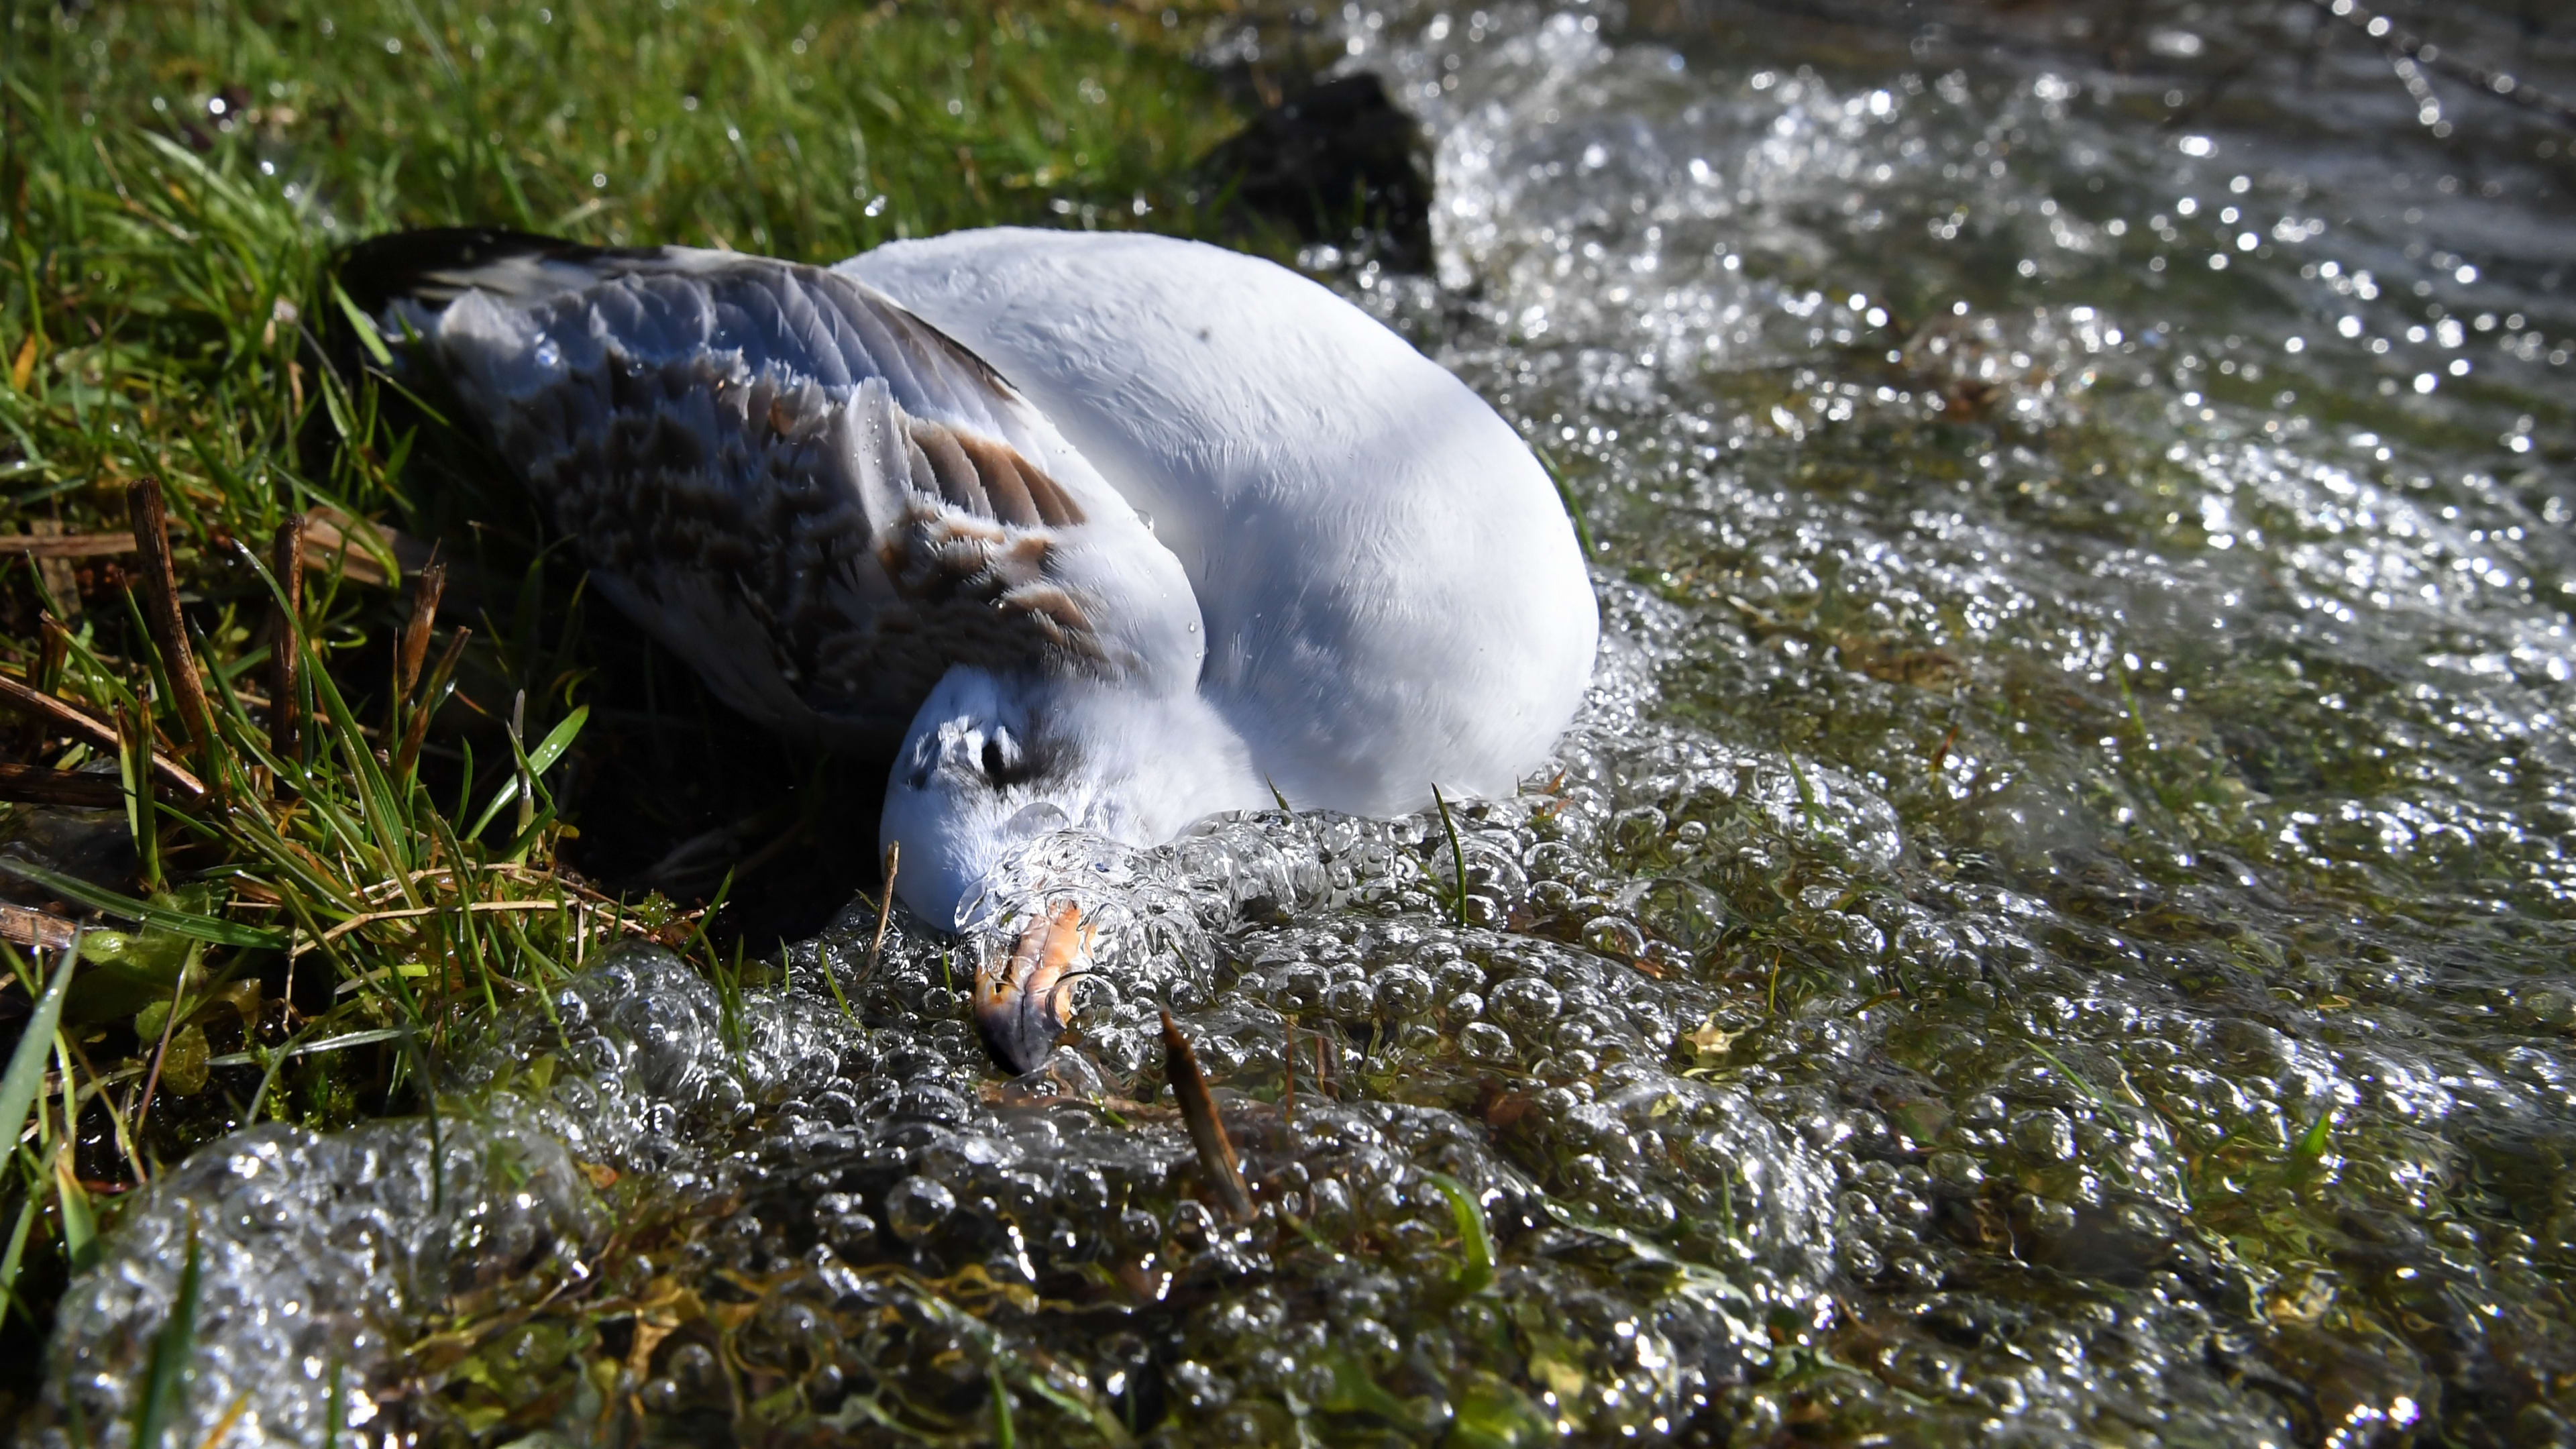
[342,225,1598,1070]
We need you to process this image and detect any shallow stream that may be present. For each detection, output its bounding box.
[35,0,2576,1444]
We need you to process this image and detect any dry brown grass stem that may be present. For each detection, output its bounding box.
[125,479,220,790]
[268,517,304,764]
[396,559,446,700]
[3,531,138,560]
[394,627,470,780]
[300,892,688,969]
[0,904,80,951]
[0,673,207,800]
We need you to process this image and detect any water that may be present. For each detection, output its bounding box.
[34,0,2576,1442]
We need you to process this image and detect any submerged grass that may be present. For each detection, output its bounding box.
[0,0,1259,1413]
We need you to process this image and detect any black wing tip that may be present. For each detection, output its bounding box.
[331,227,596,320]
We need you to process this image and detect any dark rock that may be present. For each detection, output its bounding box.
[0,802,136,909]
[1197,73,1434,273]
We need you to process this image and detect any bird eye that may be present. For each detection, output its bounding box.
[973,726,1039,788]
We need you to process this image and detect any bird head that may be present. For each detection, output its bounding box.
[879,665,1265,1071]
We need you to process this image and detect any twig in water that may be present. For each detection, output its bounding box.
[861,841,900,983]
[2308,0,2576,131]
[1278,1008,1297,1114]
[1162,1009,1253,1222]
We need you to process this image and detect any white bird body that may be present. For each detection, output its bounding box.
[841,230,1597,821]
[358,226,1596,936]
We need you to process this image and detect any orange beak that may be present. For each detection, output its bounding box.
[973,901,1093,1073]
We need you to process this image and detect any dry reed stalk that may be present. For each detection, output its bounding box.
[396,557,445,700]
[394,628,470,780]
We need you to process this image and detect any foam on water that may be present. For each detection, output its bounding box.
[37,0,2576,1441]
[36,608,1867,1443]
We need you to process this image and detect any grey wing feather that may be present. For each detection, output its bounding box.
[396,248,1108,749]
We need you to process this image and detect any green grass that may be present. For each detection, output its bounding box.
[0,0,1258,1411]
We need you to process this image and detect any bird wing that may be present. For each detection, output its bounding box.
[348,229,1185,749]
[840,228,1599,812]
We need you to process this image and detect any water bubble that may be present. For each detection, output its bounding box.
[1323,979,1377,1022]
[1457,1022,1517,1063]
[881,1177,957,1242]
[1486,977,1564,1034]
[1373,966,1435,1018]
[1273,963,1329,1012]
[1580,916,1648,959]
[2010,1109,2077,1163]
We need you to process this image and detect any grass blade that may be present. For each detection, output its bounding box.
[2295,1104,2337,1163]
[131,1212,203,1449]
[118,702,162,892]
[328,279,394,368]
[1432,784,1470,928]
[991,1364,1017,1449]
[0,1188,39,1328]
[320,1360,345,1449]
[465,703,587,839]
[267,518,305,767]
[1426,1172,1496,1295]
[0,938,81,1164]
[0,941,80,1326]
[52,1146,98,1275]
[0,861,288,950]
[525,702,590,776]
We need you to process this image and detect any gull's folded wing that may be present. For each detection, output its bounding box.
[340,229,1185,750]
